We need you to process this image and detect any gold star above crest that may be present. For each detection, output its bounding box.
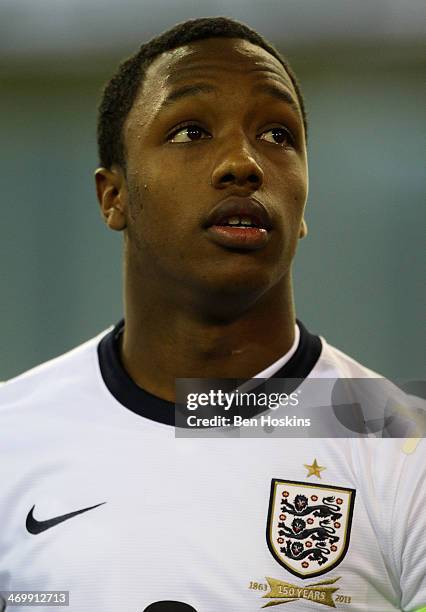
[304,458,326,479]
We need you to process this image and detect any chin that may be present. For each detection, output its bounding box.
[193,265,281,311]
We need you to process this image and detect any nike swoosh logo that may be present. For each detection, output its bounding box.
[26,502,106,534]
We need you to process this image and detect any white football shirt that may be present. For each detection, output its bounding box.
[0,320,424,611]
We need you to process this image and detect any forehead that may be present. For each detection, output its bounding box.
[147,37,292,86]
[124,38,302,151]
[137,37,298,109]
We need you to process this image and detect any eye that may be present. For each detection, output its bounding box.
[258,126,294,147]
[167,123,211,143]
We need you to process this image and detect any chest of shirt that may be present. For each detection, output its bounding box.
[0,435,401,611]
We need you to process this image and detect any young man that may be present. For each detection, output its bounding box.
[0,17,424,612]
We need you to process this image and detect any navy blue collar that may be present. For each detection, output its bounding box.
[98,319,322,426]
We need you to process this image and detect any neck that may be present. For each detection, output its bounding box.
[121,272,297,402]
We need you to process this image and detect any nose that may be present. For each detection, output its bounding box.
[211,140,264,191]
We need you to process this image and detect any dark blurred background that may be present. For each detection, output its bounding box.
[1,0,425,380]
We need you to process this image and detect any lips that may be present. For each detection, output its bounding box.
[204,197,272,231]
[204,196,272,251]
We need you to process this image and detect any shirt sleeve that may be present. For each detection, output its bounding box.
[392,438,426,611]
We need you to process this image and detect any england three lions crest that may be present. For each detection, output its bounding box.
[267,479,356,579]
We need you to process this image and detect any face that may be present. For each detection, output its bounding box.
[101,38,308,303]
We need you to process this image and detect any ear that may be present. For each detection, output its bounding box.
[94,166,128,231]
[299,218,308,239]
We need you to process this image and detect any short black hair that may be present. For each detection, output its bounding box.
[97,16,308,170]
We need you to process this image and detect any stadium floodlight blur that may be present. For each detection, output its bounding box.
[1,0,425,73]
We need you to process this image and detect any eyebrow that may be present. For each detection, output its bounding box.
[159,81,300,117]
[252,83,300,114]
[160,83,217,109]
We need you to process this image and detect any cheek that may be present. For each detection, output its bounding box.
[285,161,308,204]
[138,164,205,238]
[271,162,308,225]
[128,188,198,264]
